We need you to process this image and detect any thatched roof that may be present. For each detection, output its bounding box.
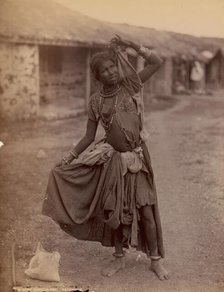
[0,0,176,54]
[106,22,202,57]
[0,0,113,46]
[202,37,224,54]
[111,22,224,59]
[0,0,223,58]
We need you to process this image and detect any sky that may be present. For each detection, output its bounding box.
[55,0,224,38]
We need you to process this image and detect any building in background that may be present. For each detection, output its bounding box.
[0,0,223,121]
[0,0,109,120]
[205,49,224,90]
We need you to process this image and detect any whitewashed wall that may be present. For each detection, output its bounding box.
[0,43,39,120]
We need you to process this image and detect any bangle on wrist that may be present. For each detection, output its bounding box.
[70,150,79,159]
[138,45,152,59]
[62,157,70,165]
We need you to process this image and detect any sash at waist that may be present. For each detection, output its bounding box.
[78,142,146,175]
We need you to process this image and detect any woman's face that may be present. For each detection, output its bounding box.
[98,60,119,86]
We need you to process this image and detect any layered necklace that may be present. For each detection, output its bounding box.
[99,85,121,132]
[99,84,121,98]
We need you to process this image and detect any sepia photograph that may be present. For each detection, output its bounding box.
[0,0,224,291]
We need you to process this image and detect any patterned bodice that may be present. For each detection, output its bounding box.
[88,74,143,152]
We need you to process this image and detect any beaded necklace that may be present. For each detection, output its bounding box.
[99,86,121,132]
[99,85,121,98]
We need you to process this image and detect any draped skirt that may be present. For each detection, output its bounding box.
[42,142,165,258]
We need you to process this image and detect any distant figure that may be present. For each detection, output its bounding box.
[190,61,204,92]
[42,35,169,280]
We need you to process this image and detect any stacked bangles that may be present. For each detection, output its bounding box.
[69,150,79,159]
[62,150,79,165]
[138,45,152,59]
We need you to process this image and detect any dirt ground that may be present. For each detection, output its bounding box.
[0,92,224,292]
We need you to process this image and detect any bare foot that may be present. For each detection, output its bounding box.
[151,260,169,280]
[101,257,125,277]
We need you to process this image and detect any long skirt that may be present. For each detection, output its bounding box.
[42,142,165,258]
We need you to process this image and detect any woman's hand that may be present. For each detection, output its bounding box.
[54,151,76,168]
[61,152,74,166]
[110,34,141,53]
[110,34,131,49]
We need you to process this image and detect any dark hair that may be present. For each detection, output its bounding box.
[90,49,117,80]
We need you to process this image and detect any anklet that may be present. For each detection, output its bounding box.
[112,252,125,258]
[150,255,161,261]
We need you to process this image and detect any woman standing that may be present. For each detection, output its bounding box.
[42,35,169,280]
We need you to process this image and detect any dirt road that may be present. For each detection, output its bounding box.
[0,93,224,292]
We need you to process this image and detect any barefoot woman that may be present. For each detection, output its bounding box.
[42,35,169,280]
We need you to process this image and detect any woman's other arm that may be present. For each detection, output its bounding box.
[110,35,164,83]
[61,119,98,165]
[124,40,164,83]
[135,48,164,83]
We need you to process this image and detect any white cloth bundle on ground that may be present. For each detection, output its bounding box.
[25,242,61,282]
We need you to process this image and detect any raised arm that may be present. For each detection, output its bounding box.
[110,35,164,83]
[61,119,98,165]
[135,47,164,83]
